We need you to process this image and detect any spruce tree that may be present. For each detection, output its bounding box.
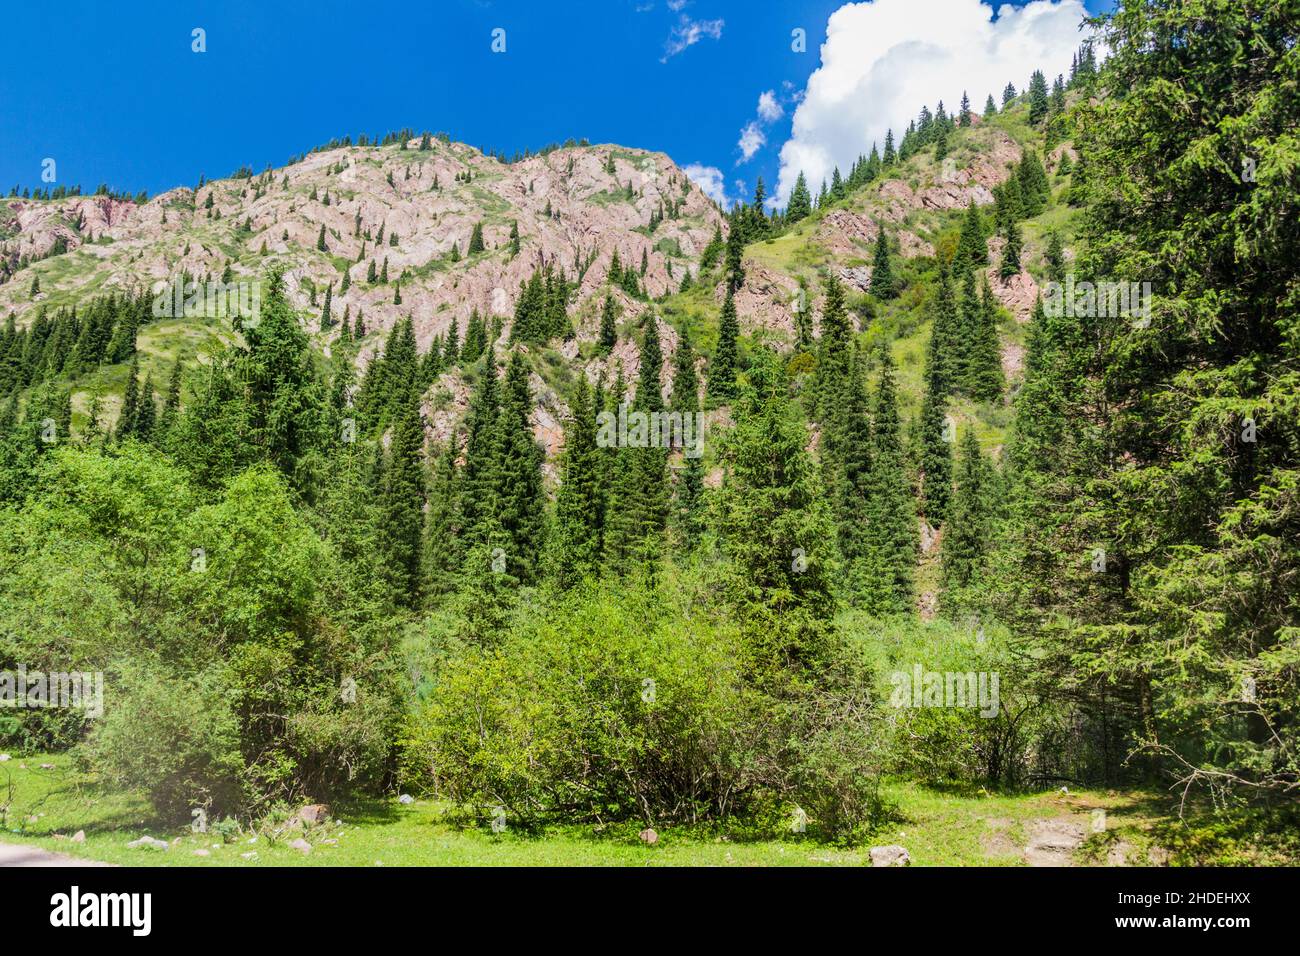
[715,349,837,670]
[709,288,740,405]
[869,228,896,299]
[941,427,998,601]
[787,172,812,223]
[1000,220,1023,278]
[118,356,140,439]
[671,330,704,549]
[1028,69,1050,126]
[548,375,603,587]
[966,274,1005,402]
[493,351,547,584]
[378,382,426,607]
[725,220,745,292]
[597,294,618,354]
[853,345,917,613]
[956,200,988,273]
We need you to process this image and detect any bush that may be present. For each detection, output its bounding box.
[401,573,892,841]
[2,449,399,821]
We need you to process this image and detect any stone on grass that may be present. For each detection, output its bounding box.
[127,836,170,851]
[869,845,910,867]
[71,830,85,844]
[288,838,312,854]
[296,804,330,826]
[639,828,658,845]
[398,794,414,805]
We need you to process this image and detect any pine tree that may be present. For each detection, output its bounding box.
[548,375,603,587]
[1044,230,1066,285]
[725,220,745,292]
[457,343,500,546]
[125,374,154,443]
[468,222,485,255]
[493,351,547,584]
[941,428,998,601]
[787,172,812,223]
[316,225,327,252]
[853,345,917,613]
[422,436,461,602]
[869,228,896,299]
[984,93,997,117]
[377,382,426,607]
[158,361,182,438]
[671,329,704,549]
[966,274,1005,402]
[118,356,140,439]
[956,200,988,273]
[320,282,333,330]
[1000,220,1023,278]
[603,315,669,572]
[715,349,837,670]
[598,294,618,354]
[709,287,740,405]
[1027,69,1050,125]
[959,91,972,127]
[815,273,854,426]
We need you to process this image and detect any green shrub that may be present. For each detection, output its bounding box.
[402,574,892,841]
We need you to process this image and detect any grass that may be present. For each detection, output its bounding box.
[0,752,1179,868]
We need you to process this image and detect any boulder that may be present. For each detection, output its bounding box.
[295,803,330,826]
[869,845,911,867]
[126,836,170,851]
[638,828,658,845]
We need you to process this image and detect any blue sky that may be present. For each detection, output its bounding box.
[0,0,1111,207]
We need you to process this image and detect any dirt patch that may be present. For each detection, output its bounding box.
[980,818,1019,860]
[0,841,114,867]
[1024,817,1087,867]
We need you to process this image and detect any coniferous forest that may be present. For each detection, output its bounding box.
[0,0,1297,883]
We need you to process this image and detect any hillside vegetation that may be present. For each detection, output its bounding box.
[0,0,1296,865]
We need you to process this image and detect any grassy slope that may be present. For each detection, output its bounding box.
[650,100,1075,463]
[0,753,1164,867]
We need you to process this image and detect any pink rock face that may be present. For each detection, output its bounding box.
[723,266,803,339]
[985,265,1040,324]
[1,140,724,353]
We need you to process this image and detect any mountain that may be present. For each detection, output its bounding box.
[1,100,1068,486]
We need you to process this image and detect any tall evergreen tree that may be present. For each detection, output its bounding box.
[869,228,896,299]
[493,351,547,584]
[787,172,812,223]
[597,294,618,354]
[709,288,740,405]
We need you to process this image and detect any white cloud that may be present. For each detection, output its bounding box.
[737,122,766,163]
[667,0,689,10]
[757,90,784,123]
[661,14,724,62]
[683,163,728,206]
[773,0,1088,206]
